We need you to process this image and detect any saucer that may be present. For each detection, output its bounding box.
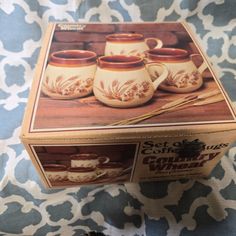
[41,85,82,100]
[159,78,203,93]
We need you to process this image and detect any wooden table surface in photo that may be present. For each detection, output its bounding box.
[33,77,234,130]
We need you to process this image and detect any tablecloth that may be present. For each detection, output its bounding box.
[0,1,236,235]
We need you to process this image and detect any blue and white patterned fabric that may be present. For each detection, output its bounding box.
[1,1,236,235]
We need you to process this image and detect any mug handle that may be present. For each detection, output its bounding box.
[145,38,163,49]
[95,170,107,179]
[145,63,169,90]
[98,156,110,164]
[190,54,208,75]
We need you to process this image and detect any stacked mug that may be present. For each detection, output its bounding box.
[43,153,124,183]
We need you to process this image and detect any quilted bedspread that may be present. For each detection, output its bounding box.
[1,1,236,235]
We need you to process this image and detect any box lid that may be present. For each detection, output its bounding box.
[21,22,236,141]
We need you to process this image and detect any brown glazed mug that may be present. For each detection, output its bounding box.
[42,50,97,99]
[145,48,208,93]
[70,153,110,168]
[93,55,168,108]
[105,33,163,56]
[67,167,106,182]
[43,164,68,182]
[97,162,123,178]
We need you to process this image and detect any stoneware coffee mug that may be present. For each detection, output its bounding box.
[145,48,208,93]
[105,33,163,57]
[42,50,97,99]
[70,153,110,168]
[97,162,123,178]
[67,167,106,183]
[93,55,168,108]
[43,164,67,182]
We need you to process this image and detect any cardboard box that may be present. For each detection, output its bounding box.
[21,22,236,188]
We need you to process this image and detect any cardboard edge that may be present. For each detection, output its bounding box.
[20,126,236,144]
[21,141,52,188]
[20,23,56,142]
[181,22,236,120]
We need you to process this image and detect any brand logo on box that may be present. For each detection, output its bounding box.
[142,152,220,172]
[57,23,86,31]
[133,139,230,180]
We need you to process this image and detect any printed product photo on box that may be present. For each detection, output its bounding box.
[20,22,236,188]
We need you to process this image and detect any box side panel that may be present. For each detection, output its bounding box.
[30,129,236,188]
